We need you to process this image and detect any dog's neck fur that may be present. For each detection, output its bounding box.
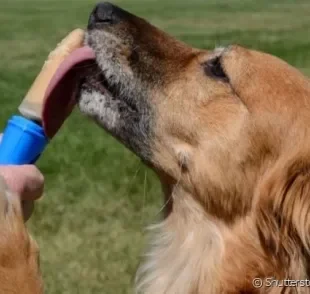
[135,184,226,294]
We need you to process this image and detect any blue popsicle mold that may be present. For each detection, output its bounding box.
[0,115,49,165]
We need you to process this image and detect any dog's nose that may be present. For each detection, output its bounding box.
[88,2,128,28]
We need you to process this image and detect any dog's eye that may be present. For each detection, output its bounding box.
[203,57,228,81]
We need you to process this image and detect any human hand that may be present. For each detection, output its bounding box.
[0,165,44,220]
[0,165,44,201]
[0,134,44,292]
[0,134,44,221]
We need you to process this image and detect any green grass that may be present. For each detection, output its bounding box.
[0,0,310,293]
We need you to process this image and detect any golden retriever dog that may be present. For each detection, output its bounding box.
[0,176,42,293]
[76,2,310,294]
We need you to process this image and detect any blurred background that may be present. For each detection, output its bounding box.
[1,0,309,293]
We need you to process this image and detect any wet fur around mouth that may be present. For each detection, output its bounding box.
[77,32,153,161]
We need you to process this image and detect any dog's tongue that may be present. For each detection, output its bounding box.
[42,46,95,138]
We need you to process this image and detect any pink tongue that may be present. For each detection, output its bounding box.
[42,46,95,138]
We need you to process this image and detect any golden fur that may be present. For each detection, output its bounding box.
[0,176,42,293]
[135,45,310,293]
[78,4,310,292]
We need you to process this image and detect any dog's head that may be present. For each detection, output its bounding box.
[78,2,310,229]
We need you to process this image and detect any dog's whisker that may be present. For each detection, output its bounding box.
[118,162,142,200]
[155,195,171,217]
[155,170,182,217]
[74,61,98,69]
[140,169,148,226]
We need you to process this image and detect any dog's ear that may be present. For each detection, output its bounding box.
[255,154,310,277]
